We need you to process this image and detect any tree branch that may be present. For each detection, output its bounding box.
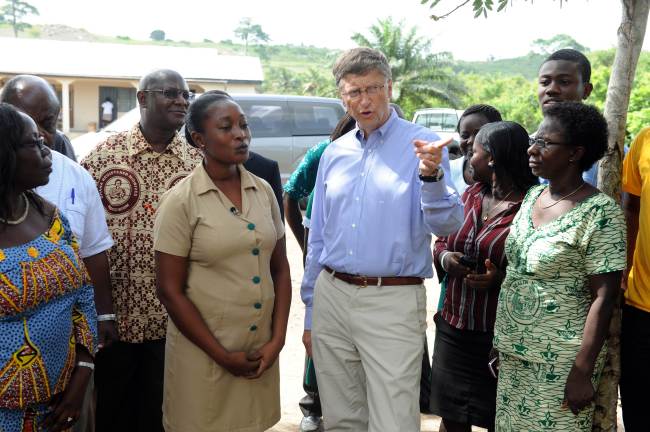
[430,0,471,20]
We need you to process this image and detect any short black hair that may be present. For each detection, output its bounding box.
[184,92,234,147]
[543,49,591,83]
[457,104,502,132]
[138,69,184,91]
[544,101,607,172]
[475,121,538,193]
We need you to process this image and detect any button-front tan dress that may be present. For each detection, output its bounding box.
[154,163,284,432]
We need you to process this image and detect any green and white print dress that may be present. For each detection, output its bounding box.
[493,184,626,431]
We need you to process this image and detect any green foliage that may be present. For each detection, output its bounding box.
[351,17,466,115]
[149,29,165,41]
[456,52,547,79]
[260,66,337,98]
[0,0,38,37]
[234,17,270,55]
[624,53,650,142]
[532,34,589,55]
[458,73,542,132]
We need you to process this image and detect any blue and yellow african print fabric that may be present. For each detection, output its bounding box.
[0,212,97,431]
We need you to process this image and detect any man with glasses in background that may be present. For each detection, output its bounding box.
[82,69,202,432]
[301,47,462,431]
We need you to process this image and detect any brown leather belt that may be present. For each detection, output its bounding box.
[324,266,423,288]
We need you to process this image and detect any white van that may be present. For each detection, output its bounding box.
[72,94,345,182]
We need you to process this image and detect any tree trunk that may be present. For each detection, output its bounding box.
[593,1,649,430]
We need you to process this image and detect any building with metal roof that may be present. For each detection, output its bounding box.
[0,37,263,133]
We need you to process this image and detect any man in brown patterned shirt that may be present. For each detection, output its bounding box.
[82,69,202,432]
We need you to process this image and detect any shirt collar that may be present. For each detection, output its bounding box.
[127,123,187,158]
[354,107,398,143]
[194,162,258,195]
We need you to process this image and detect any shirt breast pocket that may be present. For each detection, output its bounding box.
[59,200,87,243]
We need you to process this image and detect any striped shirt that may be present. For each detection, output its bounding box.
[433,182,522,332]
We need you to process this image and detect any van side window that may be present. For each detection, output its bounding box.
[290,102,345,136]
[237,101,291,138]
[442,113,458,131]
[415,113,430,127]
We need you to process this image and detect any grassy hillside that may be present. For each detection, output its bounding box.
[455,52,548,79]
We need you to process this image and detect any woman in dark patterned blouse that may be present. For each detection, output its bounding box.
[430,121,538,432]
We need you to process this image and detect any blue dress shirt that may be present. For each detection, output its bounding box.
[301,110,463,329]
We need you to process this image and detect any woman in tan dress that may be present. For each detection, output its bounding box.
[153,92,291,432]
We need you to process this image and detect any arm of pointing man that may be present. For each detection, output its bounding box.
[414,137,464,237]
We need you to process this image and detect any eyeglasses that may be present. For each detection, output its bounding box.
[21,137,46,149]
[341,84,385,100]
[142,88,194,101]
[529,136,571,150]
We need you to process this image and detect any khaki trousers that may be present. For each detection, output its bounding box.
[312,270,427,432]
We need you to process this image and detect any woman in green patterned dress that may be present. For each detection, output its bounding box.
[493,102,626,431]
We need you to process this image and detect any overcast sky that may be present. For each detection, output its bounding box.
[29,0,649,61]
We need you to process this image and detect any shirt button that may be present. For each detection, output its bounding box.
[360,173,365,177]
[252,276,261,284]
[252,248,260,256]
[349,250,353,255]
[250,325,257,331]
[247,223,256,230]
[352,223,356,228]
[254,302,262,309]
[355,197,360,201]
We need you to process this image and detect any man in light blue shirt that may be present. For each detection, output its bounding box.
[302,47,463,431]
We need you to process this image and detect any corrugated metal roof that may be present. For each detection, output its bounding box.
[0,37,263,82]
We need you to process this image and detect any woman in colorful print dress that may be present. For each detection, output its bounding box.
[0,103,97,432]
[493,102,626,431]
[431,120,538,431]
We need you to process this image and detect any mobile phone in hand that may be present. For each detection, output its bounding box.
[459,255,477,269]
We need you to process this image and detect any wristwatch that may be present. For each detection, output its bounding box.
[419,168,444,183]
